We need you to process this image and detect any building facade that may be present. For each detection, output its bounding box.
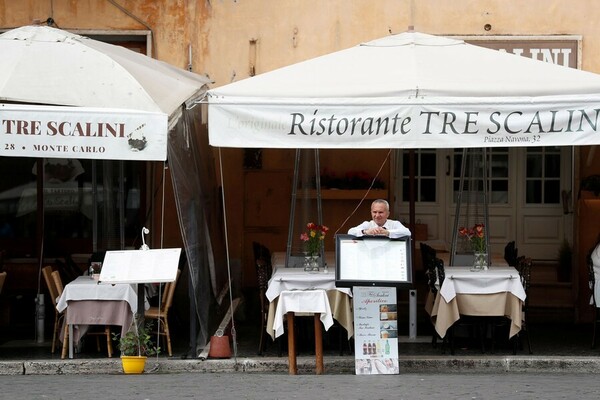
[1,1,600,331]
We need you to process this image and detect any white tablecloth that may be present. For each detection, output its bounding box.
[592,244,600,305]
[266,267,352,302]
[56,276,146,313]
[273,290,334,338]
[439,266,526,303]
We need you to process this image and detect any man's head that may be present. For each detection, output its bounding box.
[371,199,390,226]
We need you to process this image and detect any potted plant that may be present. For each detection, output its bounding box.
[113,315,159,374]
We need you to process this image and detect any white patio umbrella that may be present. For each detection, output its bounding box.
[0,25,216,353]
[0,25,211,161]
[208,31,600,149]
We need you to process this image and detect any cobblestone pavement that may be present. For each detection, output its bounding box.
[1,372,599,400]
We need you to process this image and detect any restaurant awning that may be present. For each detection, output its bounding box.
[207,31,600,149]
[0,25,211,161]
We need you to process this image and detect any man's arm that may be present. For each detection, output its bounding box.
[348,221,370,237]
[385,220,412,239]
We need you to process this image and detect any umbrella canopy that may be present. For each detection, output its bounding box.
[0,25,211,161]
[208,31,600,149]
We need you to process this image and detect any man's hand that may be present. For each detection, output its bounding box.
[364,227,389,236]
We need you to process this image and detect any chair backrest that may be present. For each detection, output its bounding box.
[51,270,64,296]
[253,242,273,280]
[420,242,436,269]
[0,271,6,294]
[161,269,181,313]
[504,241,518,267]
[516,257,532,292]
[434,257,445,287]
[421,243,437,292]
[42,266,60,304]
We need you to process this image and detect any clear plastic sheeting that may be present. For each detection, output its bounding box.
[167,107,228,355]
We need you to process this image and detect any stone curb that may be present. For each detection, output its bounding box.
[0,356,599,375]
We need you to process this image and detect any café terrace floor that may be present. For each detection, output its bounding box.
[1,315,599,364]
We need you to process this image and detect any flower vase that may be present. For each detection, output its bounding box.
[471,252,488,272]
[303,256,312,272]
[310,255,320,272]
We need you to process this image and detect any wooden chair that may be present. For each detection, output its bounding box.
[52,271,71,359]
[42,266,62,353]
[146,269,181,357]
[54,271,112,358]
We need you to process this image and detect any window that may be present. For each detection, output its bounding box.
[402,150,437,202]
[525,147,561,204]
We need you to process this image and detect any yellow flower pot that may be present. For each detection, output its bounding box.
[121,356,147,374]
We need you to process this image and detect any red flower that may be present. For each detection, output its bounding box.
[301,222,329,256]
[459,224,486,252]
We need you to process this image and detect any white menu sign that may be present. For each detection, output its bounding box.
[100,248,181,284]
[353,286,399,375]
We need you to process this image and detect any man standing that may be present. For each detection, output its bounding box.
[348,199,411,238]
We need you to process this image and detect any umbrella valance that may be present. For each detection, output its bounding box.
[208,31,600,149]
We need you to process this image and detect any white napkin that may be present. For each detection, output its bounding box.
[273,290,334,338]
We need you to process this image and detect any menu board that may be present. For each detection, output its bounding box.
[353,286,399,375]
[335,234,412,288]
[99,248,181,284]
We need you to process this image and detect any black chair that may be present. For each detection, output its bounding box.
[490,255,532,354]
[422,243,440,348]
[514,256,533,354]
[430,257,458,354]
[421,243,437,274]
[504,241,518,267]
[588,250,600,349]
[252,242,273,356]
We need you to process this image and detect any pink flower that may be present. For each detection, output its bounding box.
[301,222,329,256]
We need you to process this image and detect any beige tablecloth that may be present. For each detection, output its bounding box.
[426,266,525,339]
[60,300,133,344]
[430,292,523,338]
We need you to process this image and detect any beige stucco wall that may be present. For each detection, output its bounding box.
[3,1,600,86]
[2,0,600,296]
[199,0,600,86]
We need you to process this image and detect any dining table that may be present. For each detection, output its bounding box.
[56,275,148,359]
[429,266,526,340]
[266,253,353,374]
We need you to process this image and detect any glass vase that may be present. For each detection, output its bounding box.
[303,256,312,271]
[471,252,488,272]
[310,255,320,272]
